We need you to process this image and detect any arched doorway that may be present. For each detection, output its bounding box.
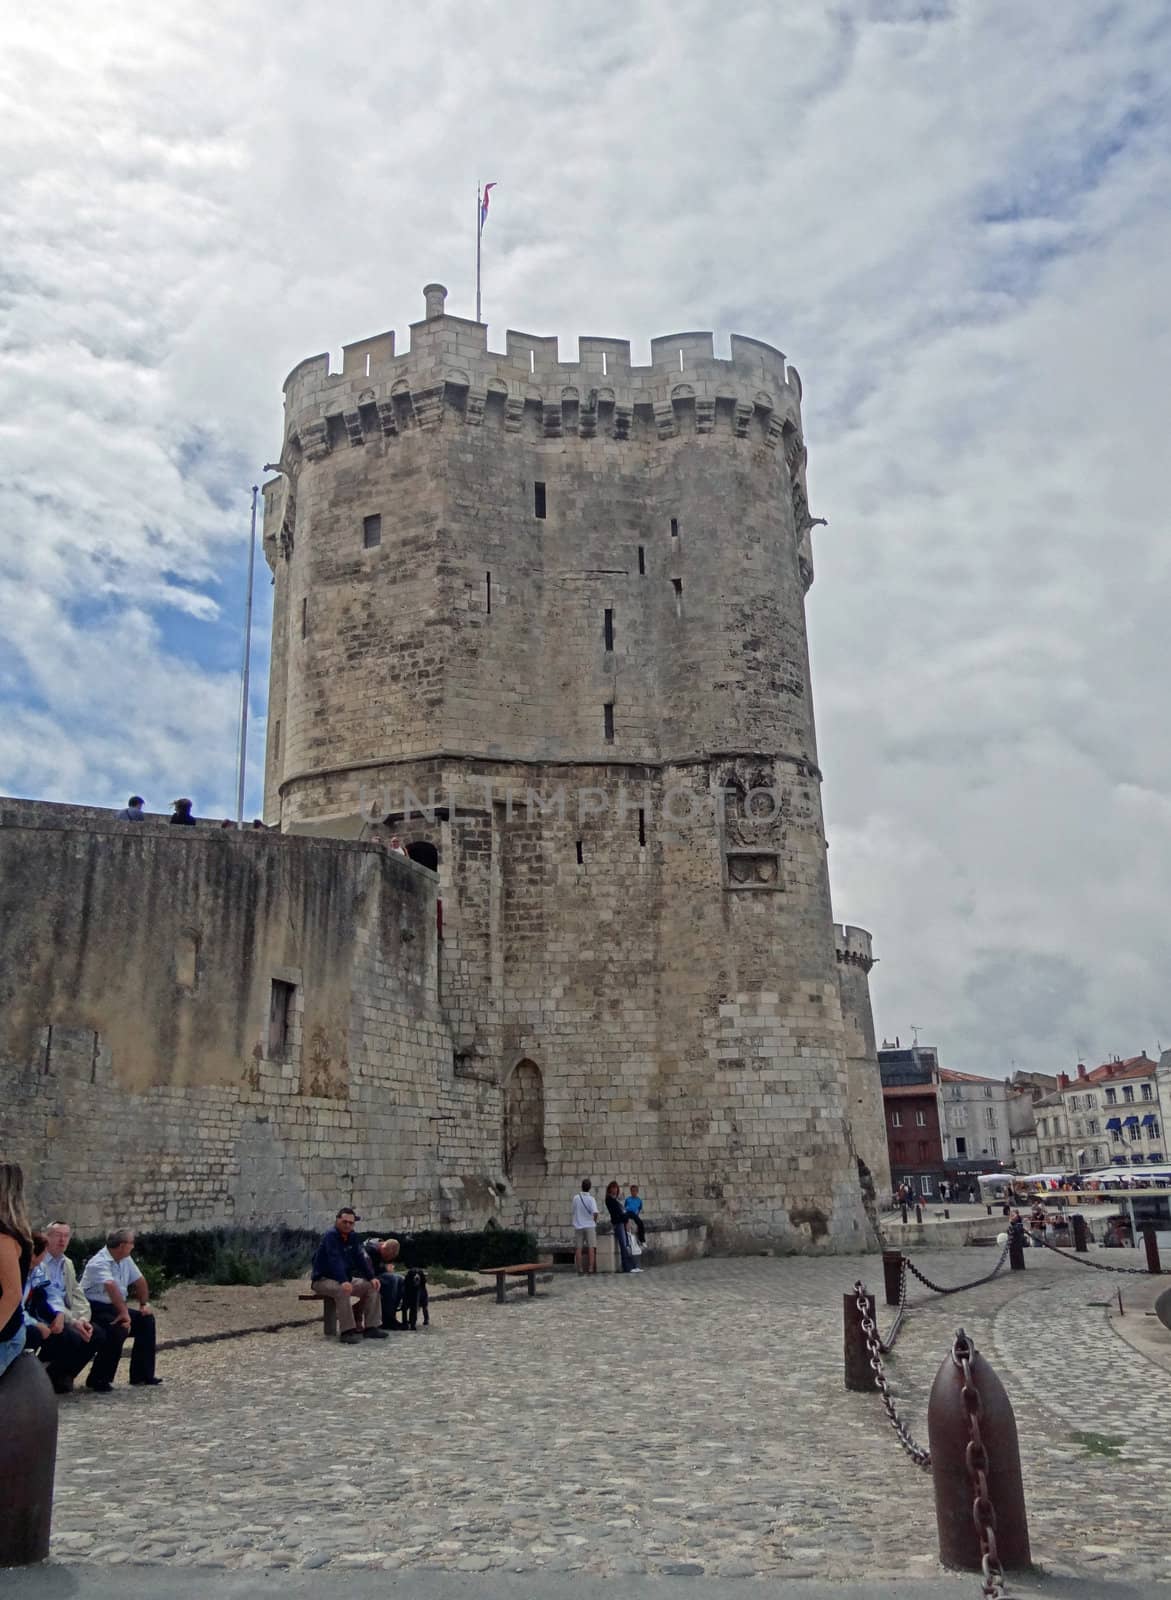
[406,840,439,871]
[504,1059,546,1181]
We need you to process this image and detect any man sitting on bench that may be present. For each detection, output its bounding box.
[362,1235,406,1330]
[310,1207,386,1344]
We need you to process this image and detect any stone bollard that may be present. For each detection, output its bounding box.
[0,1352,59,1565]
[881,1250,903,1307]
[927,1328,1030,1576]
[843,1292,877,1392]
[1143,1227,1162,1274]
[1008,1233,1026,1271]
[1072,1214,1089,1253]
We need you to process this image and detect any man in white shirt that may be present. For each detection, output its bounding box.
[571,1179,598,1275]
[79,1228,160,1391]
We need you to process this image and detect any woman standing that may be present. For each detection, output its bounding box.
[605,1182,637,1273]
[0,1163,34,1378]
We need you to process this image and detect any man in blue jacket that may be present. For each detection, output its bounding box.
[310,1207,385,1343]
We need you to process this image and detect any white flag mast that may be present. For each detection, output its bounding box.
[475,182,497,324]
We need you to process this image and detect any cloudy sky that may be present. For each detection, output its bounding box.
[2,1,1169,1074]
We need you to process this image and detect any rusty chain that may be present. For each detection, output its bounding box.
[853,1280,931,1469]
[1038,1235,1166,1275]
[878,1252,908,1352]
[904,1239,1010,1296]
[952,1328,1010,1599]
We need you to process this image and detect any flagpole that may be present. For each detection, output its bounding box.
[475,185,482,323]
[234,485,259,826]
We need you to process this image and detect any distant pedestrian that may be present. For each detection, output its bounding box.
[571,1179,598,1275]
[939,1180,950,1203]
[117,795,146,822]
[170,798,196,826]
[625,1183,647,1245]
[388,835,409,857]
[967,1183,978,1204]
[605,1182,636,1273]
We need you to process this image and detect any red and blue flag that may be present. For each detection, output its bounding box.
[479,182,498,231]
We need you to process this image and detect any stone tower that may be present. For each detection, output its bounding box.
[262,285,884,1250]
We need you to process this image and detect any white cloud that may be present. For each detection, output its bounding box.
[1,0,1168,1065]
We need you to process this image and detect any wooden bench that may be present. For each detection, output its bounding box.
[479,1262,553,1305]
[298,1290,363,1337]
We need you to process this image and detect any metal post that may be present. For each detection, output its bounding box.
[843,1292,877,1391]
[0,1354,58,1564]
[927,1329,1030,1575]
[1072,1213,1088,1253]
[234,485,259,826]
[881,1250,903,1307]
[900,1204,908,1224]
[915,1203,923,1224]
[1143,1226,1161,1273]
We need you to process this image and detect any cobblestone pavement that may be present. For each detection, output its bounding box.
[43,1252,1171,1587]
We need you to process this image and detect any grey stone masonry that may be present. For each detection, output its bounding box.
[260,286,884,1252]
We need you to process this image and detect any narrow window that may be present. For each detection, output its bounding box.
[638,808,646,848]
[486,572,492,614]
[363,513,382,548]
[300,597,307,638]
[679,348,685,372]
[268,979,296,1058]
[602,351,608,376]
[534,481,547,520]
[364,352,371,377]
[672,577,683,617]
[603,608,613,651]
[670,517,679,538]
[637,545,646,575]
[603,703,614,743]
[273,720,281,760]
[529,349,535,375]
[575,840,583,866]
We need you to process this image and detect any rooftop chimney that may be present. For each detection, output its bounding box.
[423,283,448,321]
[1058,1072,1070,1089]
[1076,1063,1087,1079]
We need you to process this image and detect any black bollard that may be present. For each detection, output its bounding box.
[927,1328,1030,1575]
[1143,1227,1161,1274]
[943,1208,950,1219]
[882,1250,903,1307]
[986,1204,992,1216]
[0,1353,58,1565]
[915,1203,923,1224]
[843,1292,878,1392]
[900,1204,908,1225]
[1008,1233,1026,1271]
[1072,1214,1088,1253]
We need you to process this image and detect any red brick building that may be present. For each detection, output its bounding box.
[883,1082,945,1198]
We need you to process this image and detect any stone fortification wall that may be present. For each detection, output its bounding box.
[834,924,891,1208]
[257,287,879,1252]
[0,799,501,1234]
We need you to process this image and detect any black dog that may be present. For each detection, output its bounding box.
[400,1268,429,1329]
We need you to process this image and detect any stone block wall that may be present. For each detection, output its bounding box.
[0,800,502,1234]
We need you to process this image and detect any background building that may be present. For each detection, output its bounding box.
[1059,1056,1164,1170]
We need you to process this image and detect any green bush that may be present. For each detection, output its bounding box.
[65,1224,537,1288]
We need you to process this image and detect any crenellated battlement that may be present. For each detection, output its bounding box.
[834,924,876,972]
[277,284,804,466]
